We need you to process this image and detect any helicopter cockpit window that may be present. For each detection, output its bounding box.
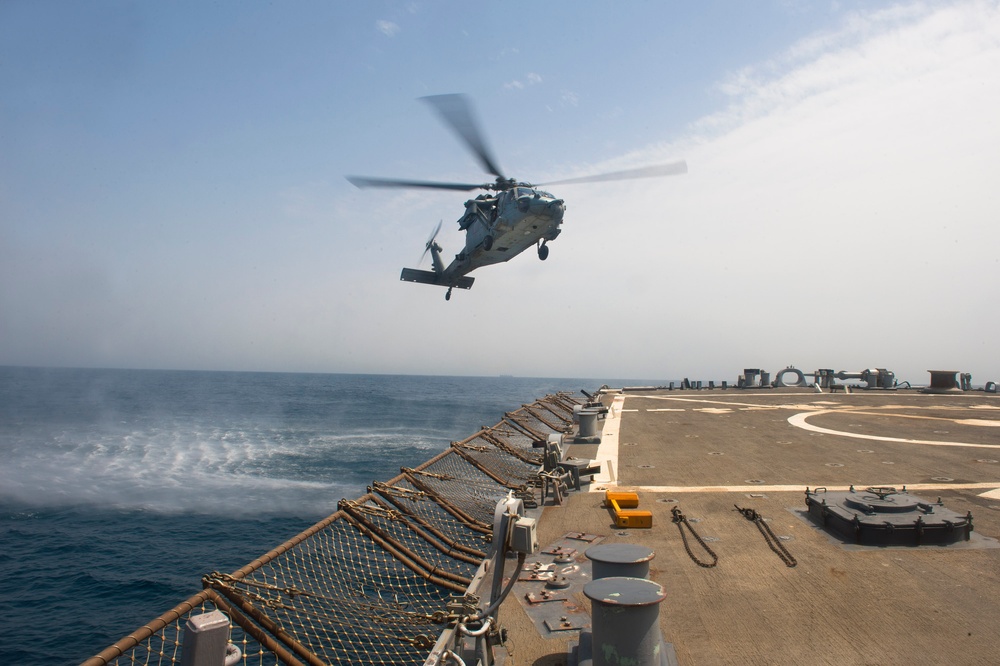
[514,187,535,198]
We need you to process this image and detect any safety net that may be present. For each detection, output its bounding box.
[83,391,582,666]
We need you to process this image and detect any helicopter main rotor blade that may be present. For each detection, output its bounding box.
[420,94,505,179]
[346,175,487,191]
[537,160,688,187]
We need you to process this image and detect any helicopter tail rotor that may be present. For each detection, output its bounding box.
[419,220,445,274]
[420,220,442,263]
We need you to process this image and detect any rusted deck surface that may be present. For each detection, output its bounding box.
[500,388,1000,665]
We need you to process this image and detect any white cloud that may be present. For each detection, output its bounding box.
[547,1,1000,382]
[561,90,580,106]
[504,72,543,91]
[376,20,400,37]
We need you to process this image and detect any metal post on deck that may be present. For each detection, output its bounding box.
[575,408,602,444]
[586,543,655,580]
[923,370,963,394]
[580,576,670,666]
[180,610,239,666]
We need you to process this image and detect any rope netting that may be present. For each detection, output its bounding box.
[84,392,582,666]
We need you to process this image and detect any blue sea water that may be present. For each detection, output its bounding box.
[0,367,655,665]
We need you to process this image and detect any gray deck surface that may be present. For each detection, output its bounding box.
[499,388,1000,665]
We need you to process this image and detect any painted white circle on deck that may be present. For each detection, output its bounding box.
[787,410,1000,449]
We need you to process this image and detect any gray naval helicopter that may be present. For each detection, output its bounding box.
[347,94,686,300]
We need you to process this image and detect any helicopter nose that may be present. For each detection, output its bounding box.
[547,199,565,220]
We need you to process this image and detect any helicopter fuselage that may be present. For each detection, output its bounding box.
[446,186,564,277]
[351,94,683,300]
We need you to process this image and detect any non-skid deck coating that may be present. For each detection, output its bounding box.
[501,388,1000,666]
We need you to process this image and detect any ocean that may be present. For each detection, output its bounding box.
[0,367,658,664]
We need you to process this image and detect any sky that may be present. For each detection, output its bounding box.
[2,1,999,384]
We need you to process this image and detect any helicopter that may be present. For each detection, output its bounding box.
[347,94,686,300]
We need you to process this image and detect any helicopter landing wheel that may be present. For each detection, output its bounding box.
[445,288,453,301]
[483,235,494,251]
[538,243,549,261]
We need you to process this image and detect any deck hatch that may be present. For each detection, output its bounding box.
[805,486,973,546]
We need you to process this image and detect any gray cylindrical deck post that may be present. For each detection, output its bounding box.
[586,543,655,580]
[578,409,599,437]
[584,576,668,666]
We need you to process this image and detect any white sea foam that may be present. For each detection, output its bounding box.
[0,422,429,515]
[0,368,586,515]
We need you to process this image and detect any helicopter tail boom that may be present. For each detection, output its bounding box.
[400,268,475,290]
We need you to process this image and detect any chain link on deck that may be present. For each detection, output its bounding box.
[734,505,798,568]
[671,506,719,568]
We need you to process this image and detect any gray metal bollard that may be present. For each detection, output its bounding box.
[578,409,598,437]
[583,576,668,666]
[180,611,231,666]
[586,543,654,580]
[923,370,962,394]
[574,408,602,444]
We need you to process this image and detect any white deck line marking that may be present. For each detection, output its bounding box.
[641,392,824,399]
[642,396,819,409]
[619,482,1000,494]
[590,394,624,490]
[788,410,1000,449]
[641,393,822,404]
[839,409,1000,426]
[647,408,685,412]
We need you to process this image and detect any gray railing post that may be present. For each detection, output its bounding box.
[180,611,230,666]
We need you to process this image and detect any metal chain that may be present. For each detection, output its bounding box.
[404,467,455,481]
[373,481,428,501]
[734,505,797,568]
[454,441,490,452]
[671,507,718,568]
[204,571,312,599]
[340,498,407,522]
